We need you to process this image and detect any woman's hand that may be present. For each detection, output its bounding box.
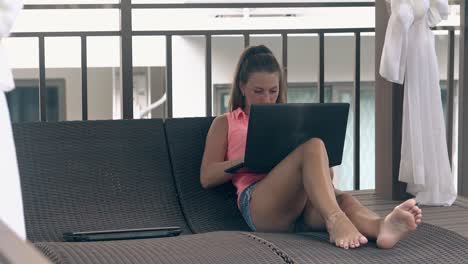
[231,157,244,167]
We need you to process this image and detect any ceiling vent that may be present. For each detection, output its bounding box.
[215,13,297,18]
[214,7,298,18]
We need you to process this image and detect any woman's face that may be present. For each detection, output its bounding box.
[240,71,280,113]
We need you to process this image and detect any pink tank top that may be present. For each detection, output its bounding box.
[225,107,267,207]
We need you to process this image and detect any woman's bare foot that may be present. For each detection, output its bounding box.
[326,211,368,249]
[377,199,423,249]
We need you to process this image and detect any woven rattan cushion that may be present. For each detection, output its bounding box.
[164,117,250,233]
[35,231,286,264]
[13,120,190,242]
[35,223,468,264]
[250,223,468,264]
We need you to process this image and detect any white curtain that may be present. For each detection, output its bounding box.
[0,0,25,239]
[380,0,456,206]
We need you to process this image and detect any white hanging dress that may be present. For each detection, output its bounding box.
[0,0,26,239]
[380,0,457,206]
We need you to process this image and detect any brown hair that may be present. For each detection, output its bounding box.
[228,45,286,111]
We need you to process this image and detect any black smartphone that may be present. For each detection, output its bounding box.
[63,226,182,242]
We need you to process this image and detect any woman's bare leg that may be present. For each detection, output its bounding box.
[300,193,379,249]
[249,138,366,249]
[335,192,382,238]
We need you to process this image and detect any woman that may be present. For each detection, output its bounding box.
[200,45,422,249]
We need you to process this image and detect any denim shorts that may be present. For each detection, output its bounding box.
[239,182,258,231]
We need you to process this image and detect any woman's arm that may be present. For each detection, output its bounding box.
[200,115,243,189]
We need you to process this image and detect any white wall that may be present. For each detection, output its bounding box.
[172,36,208,117]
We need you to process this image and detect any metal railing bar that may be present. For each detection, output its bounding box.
[11,31,120,37]
[206,34,213,117]
[11,27,458,38]
[38,36,47,121]
[447,29,455,165]
[166,35,173,118]
[432,26,461,31]
[318,32,325,103]
[282,33,288,90]
[81,35,88,121]
[354,32,361,190]
[121,0,133,119]
[132,28,375,36]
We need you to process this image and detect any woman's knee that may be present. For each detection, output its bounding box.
[286,138,326,168]
[301,138,327,157]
